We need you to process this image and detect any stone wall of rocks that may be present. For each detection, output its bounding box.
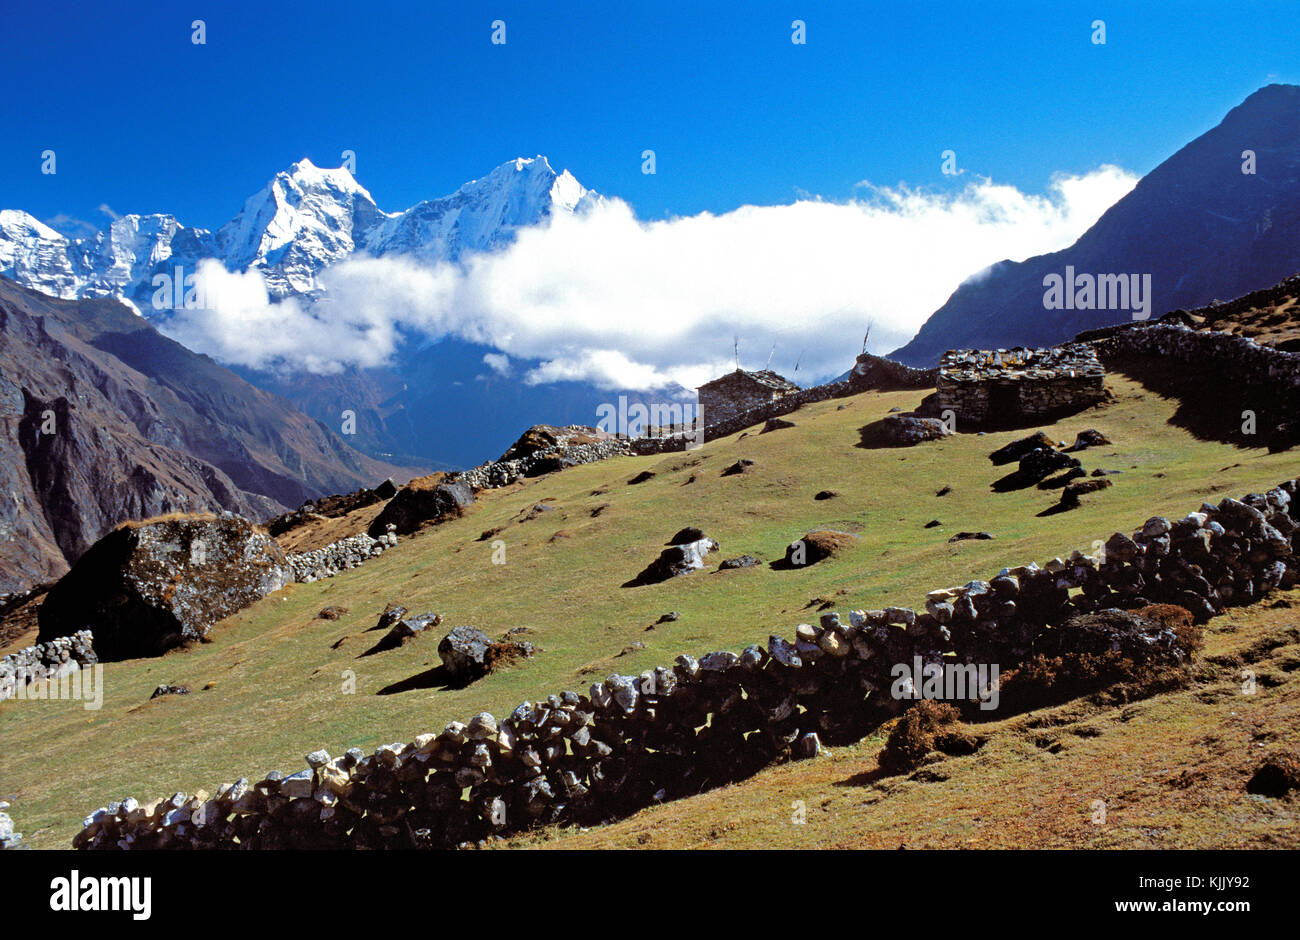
[454,439,633,491]
[285,529,399,584]
[72,476,1298,850]
[0,630,96,703]
[632,379,859,455]
[848,353,940,390]
[1082,321,1300,396]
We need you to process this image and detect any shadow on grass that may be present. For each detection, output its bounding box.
[376,664,470,695]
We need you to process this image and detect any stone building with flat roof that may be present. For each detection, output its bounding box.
[936,344,1107,426]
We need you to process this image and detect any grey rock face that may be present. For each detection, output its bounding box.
[437,626,495,680]
[38,514,289,660]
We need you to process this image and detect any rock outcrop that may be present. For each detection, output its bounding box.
[367,477,474,537]
[37,513,289,660]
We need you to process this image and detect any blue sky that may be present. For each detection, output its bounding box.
[2,0,1296,231]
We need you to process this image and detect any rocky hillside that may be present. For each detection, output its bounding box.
[894,84,1300,365]
[0,279,408,593]
[1168,271,1300,350]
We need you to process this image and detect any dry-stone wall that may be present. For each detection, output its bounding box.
[632,380,859,455]
[286,528,399,583]
[1082,321,1300,394]
[73,476,1298,850]
[454,439,632,491]
[0,630,96,703]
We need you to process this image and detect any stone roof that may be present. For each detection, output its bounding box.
[938,344,1104,384]
[698,369,800,393]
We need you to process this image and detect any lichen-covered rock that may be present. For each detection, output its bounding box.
[38,513,289,660]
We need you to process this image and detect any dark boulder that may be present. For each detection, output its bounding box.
[857,414,952,448]
[782,530,858,567]
[627,537,720,586]
[437,626,534,681]
[367,611,443,655]
[438,626,494,680]
[1059,477,1113,509]
[719,554,759,570]
[1038,608,1186,665]
[761,417,796,433]
[367,476,473,537]
[1063,429,1112,452]
[988,431,1057,465]
[39,514,287,663]
[37,513,289,661]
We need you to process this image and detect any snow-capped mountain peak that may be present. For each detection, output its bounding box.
[0,155,597,307]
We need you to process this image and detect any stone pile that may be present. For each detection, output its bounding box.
[286,527,398,583]
[0,630,97,702]
[72,476,1298,851]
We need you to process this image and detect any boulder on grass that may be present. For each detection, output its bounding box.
[1058,477,1113,509]
[438,626,534,681]
[38,513,289,661]
[988,431,1056,465]
[367,611,444,655]
[367,476,473,537]
[857,414,952,448]
[784,530,858,566]
[1064,429,1112,453]
[628,536,720,586]
[438,626,494,679]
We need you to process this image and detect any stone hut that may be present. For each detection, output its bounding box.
[696,369,800,425]
[936,344,1106,426]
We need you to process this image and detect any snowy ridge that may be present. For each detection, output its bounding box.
[0,155,596,310]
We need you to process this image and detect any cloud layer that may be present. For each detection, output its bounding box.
[163,166,1137,389]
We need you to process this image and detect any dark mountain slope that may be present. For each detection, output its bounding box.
[894,84,1300,366]
[0,279,409,593]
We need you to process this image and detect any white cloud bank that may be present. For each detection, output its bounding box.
[163,166,1137,389]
